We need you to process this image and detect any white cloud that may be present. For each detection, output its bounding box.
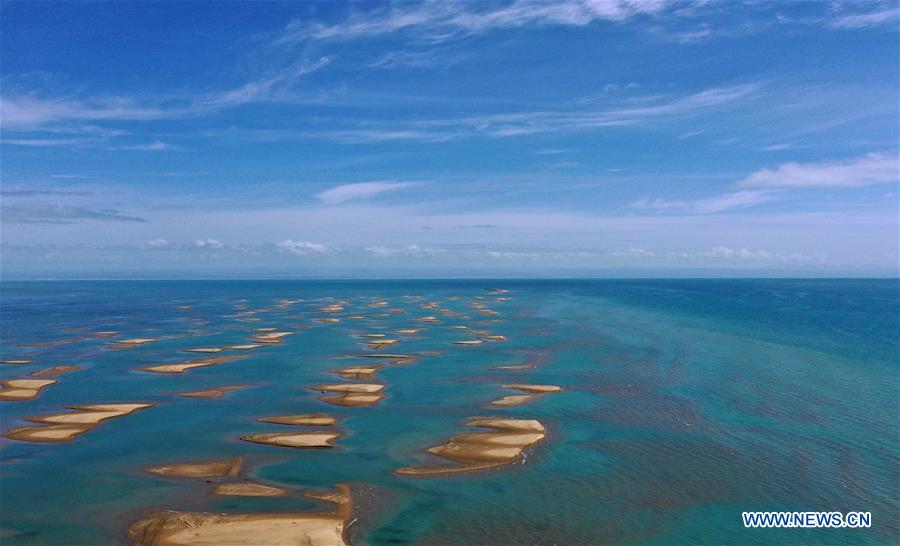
[276,240,328,255]
[315,181,418,205]
[365,244,442,258]
[614,246,656,257]
[631,190,773,214]
[194,239,224,249]
[665,246,821,264]
[739,152,899,188]
[484,250,539,260]
[144,238,169,248]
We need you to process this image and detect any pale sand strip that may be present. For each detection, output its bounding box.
[139,355,246,374]
[258,413,336,426]
[332,365,382,379]
[240,431,340,449]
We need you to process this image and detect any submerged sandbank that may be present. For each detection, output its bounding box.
[213,482,287,497]
[30,365,83,377]
[147,457,242,478]
[179,385,252,399]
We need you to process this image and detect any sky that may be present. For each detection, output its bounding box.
[1,0,898,278]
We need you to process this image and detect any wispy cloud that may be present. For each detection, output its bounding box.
[110,140,180,151]
[829,5,900,29]
[304,83,760,143]
[315,181,419,205]
[631,190,774,214]
[281,1,679,44]
[368,49,469,70]
[738,152,899,188]
[1,189,91,197]
[1,204,146,224]
[202,57,331,108]
[0,57,331,132]
[1,137,95,147]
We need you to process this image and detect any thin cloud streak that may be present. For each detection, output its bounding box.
[280,1,680,44]
[739,152,899,188]
[631,190,774,214]
[315,182,419,205]
[1,204,147,224]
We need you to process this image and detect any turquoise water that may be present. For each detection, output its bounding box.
[0,279,897,545]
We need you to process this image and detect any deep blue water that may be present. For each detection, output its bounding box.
[0,279,897,545]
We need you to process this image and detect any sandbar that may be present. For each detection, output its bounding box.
[3,424,93,443]
[333,365,382,379]
[128,512,346,546]
[6,403,153,443]
[352,353,417,359]
[240,431,340,449]
[488,384,561,407]
[258,413,336,426]
[147,457,242,478]
[114,338,158,345]
[0,379,56,401]
[365,339,398,346]
[139,355,246,374]
[319,393,383,407]
[30,365,83,377]
[250,331,295,343]
[312,383,384,394]
[396,418,545,476]
[179,385,252,399]
[213,482,288,497]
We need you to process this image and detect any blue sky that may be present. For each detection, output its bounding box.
[1,0,898,278]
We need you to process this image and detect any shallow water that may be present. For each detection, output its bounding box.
[0,279,897,545]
